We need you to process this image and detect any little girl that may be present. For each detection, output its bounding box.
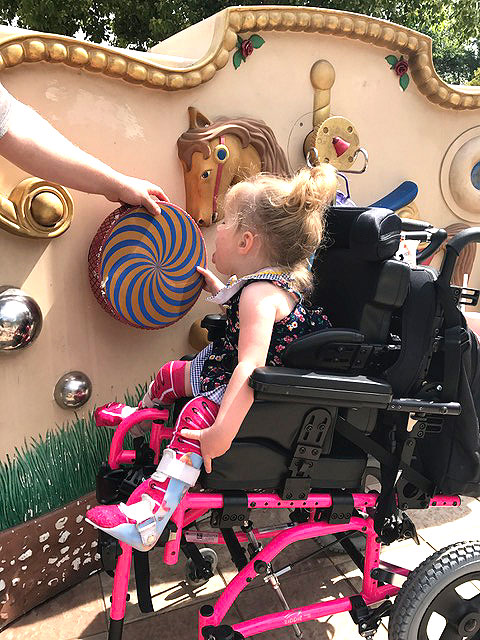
[86,164,337,551]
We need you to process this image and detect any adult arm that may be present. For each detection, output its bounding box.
[0,89,168,215]
[181,281,278,472]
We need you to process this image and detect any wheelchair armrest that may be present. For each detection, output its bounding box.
[250,366,392,409]
[201,314,226,341]
[282,328,366,370]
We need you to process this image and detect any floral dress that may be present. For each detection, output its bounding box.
[190,269,330,404]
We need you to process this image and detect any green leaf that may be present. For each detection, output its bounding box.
[237,34,243,46]
[233,49,243,70]
[250,34,265,49]
[399,73,410,91]
[385,54,398,68]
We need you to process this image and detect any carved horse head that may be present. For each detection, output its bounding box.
[177,107,290,227]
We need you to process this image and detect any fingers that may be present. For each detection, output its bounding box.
[179,428,213,471]
[196,266,210,291]
[196,266,214,279]
[180,428,211,471]
[147,185,170,203]
[180,429,201,440]
[142,195,163,217]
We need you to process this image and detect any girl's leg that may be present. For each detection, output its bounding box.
[141,360,191,408]
[95,360,192,428]
[86,396,219,551]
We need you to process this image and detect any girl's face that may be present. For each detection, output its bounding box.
[212,207,241,276]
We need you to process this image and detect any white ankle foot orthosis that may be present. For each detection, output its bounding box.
[150,448,202,486]
[125,449,203,547]
[86,449,203,551]
[121,450,203,550]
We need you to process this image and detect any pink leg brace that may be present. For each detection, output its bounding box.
[86,396,219,551]
[140,360,187,408]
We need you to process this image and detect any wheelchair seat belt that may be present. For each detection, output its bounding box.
[133,549,154,613]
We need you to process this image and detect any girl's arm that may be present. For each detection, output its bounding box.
[0,99,169,215]
[181,281,279,472]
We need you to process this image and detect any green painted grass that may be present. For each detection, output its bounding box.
[0,381,154,531]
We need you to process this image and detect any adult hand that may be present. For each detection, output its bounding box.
[197,266,224,295]
[180,424,231,473]
[106,175,170,216]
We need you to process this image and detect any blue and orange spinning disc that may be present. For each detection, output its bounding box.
[88,203,206,329]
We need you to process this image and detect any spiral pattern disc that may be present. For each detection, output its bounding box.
[88,203,206,329]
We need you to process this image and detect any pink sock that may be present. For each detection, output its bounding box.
[141,360,187,408]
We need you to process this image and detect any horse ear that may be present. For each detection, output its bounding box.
[188,106,211,129]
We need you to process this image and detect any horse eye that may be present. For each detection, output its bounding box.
[201,170,211,179]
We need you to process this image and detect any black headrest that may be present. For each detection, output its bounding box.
[325,207,401,262]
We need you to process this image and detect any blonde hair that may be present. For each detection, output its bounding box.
[225,164,337,293]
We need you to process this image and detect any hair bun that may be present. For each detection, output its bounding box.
[283,163,336,215]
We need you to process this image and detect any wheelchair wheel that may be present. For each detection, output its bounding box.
[389,541,480,640]
[185,548,218,587]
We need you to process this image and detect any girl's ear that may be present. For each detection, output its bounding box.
[238,230,256,254]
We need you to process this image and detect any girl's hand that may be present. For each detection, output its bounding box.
[197,266,224,296]
[180,424,231,473]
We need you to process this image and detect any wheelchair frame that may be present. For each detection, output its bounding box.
[99,220,480,640]
[103,409,460,640]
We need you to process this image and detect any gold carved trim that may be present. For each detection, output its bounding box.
[0,8,478,109]
[0,177,74,238]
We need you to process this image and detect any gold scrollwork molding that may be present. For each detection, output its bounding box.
[0,8,478,109]
[0,177,73,238]
[396,200,420,220]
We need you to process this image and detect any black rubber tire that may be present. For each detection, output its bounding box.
[389,541,480,640]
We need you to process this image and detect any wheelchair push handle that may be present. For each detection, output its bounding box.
[401,219,433,233]
[416,228,447,263]
[400,219,447,263]
[440,226,480,284]
[448,227,480,255]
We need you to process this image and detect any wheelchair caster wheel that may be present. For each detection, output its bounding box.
[186,548,218,587]
[389,541,480,639]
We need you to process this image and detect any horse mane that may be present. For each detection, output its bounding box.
[177,116,291,176]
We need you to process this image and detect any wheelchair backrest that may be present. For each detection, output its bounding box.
[311,207,410,344]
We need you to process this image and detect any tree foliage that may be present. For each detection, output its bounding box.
[469,67,480,86]
[0,0,479,82]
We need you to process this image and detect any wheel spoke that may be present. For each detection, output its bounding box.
[470,593,480,611]
[439,624,463,640]
[433,588,468,624]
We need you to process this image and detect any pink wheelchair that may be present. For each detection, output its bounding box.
[95,206,480,640]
